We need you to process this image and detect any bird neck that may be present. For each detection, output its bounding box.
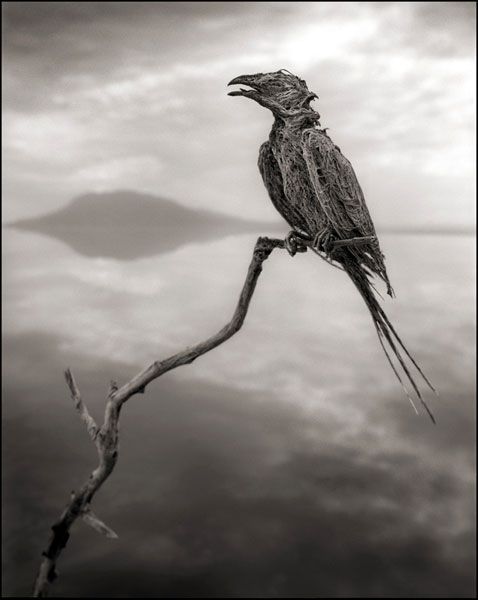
[271,113,317,137]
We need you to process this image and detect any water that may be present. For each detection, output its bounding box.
[2,227,476,597]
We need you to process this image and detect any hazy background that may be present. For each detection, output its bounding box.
[2,2,476,597]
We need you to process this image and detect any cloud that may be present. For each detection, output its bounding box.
[3,2,475,223]
[72,156,164,191]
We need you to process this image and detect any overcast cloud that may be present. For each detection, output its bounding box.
[2,2,476,226]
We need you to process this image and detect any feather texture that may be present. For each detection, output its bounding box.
[254,85,435,420]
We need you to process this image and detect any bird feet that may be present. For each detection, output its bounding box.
[313,228,337,255]
[313,229,379,256]
[284,231,309,257]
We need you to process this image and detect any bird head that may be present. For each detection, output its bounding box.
[228,69,320,121]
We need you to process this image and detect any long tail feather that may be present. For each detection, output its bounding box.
[374,322,419,415]
[376,305,437,395]
[342,259,436,423]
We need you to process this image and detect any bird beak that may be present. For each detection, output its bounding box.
[301,92,319,107]
[227,75,261,97]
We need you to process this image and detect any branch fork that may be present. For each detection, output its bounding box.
[33,236,291,597]
[33,230,381,595]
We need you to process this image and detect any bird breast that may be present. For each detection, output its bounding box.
[271,137,328,233]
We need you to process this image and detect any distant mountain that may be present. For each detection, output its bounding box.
[7,191,474,260]
[9,191,280,260]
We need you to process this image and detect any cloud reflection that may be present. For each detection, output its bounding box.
[3,326,475,597]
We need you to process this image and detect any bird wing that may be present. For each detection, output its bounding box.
[258,141,311,235]
[301,128,393,294]
[301,128,377,238]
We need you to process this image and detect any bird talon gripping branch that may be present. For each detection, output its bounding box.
[228,69,436,420]
[313,228,337,255]
[284,231,307,256]
[284,231,297,256]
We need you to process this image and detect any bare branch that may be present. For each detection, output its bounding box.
[332,235,376,248]
[82,508,119,539]
[108,380,118,397]
[32,236,287,597]
[33,231,381,596]
[111,236,285,404]
[64,369,99,442]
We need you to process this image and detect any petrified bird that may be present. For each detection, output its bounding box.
[228,69,436,421]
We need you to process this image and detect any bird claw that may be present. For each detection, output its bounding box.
[285,232,297,256]
[285,231,308,257]
[313,228,336,255]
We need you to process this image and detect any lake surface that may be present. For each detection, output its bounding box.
[2,227,476,597]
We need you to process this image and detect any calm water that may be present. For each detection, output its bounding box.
[3,228,476,597]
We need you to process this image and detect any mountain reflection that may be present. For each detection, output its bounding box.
[9,191,279,260]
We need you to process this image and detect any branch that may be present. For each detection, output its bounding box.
[81,507,119,539]
[331,235,376,248]
[64,369,99,442]
[32,235,285,597]
[32,230,374,595]
[112,236,285,404]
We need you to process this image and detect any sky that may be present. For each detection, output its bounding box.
[2,1,476,227]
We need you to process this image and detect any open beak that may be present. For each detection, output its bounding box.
[301,92,319,106]
[227,75,261,97]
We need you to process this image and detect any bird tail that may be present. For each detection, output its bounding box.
[342,259,437,423]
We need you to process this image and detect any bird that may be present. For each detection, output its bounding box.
[228,69,436,422]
